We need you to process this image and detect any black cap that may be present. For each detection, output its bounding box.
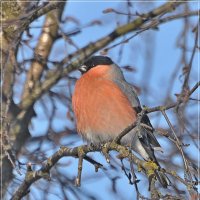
[79,56,113,73]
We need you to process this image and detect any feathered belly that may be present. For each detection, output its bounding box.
[73,78,137,143]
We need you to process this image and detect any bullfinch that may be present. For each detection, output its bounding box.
[72,56,170,188]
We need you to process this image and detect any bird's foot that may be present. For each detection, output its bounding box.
[137,163,143,172]
[102,143,110,163]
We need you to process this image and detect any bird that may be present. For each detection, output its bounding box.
[72,55,170,188]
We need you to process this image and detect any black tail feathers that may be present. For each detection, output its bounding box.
[132,128,170,189]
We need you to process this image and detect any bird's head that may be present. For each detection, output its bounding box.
[79,56,114,74]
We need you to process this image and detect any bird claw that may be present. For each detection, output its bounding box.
[137,163,143,172]
[102,143,110,163]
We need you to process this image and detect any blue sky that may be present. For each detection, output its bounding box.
[10,1,199,200]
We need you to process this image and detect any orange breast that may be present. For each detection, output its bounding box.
[72,71,137,141]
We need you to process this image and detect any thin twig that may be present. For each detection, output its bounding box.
[161,110,192,181]
[182,25,199,92]
[102,10,198,53]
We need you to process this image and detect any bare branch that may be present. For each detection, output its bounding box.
[11,80,199,199]
[19,1,185,110]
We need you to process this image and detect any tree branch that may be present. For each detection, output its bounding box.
[19,1,185,110]
[11,80,199,200]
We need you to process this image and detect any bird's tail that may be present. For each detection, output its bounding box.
[129,127,170,188]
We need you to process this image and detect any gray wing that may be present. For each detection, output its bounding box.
[110,63,161,150]
[114,78,162,151]
[110,64,141,108]
[111,66,170,187]
[114,79,141,109]
[115,77,170,188]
